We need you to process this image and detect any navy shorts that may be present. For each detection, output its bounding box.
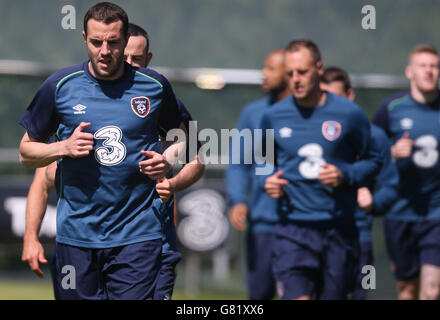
[50,239,162,300]
[154,251,182,300]
[385,219,440,281]
[351,241,374,300]
[272,219,359,300]
[246,230,276,300]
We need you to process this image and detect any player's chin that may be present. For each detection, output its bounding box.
[292,90,307,99]
[96,67,115,77]
[420,84,438,93]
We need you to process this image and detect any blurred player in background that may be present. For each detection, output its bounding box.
[226,49,290,299]
[373,44,440,300]
[19,2,188,300]
[263,39,381,299]
[321,67,399,300]
[21,20,203,300]
[125,22,204,300]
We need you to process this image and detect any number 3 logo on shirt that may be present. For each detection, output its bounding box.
[94,126,127,166]
[413,135,438,168]
[298,143,326,179]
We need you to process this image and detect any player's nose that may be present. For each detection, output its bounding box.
[100,42,111,56]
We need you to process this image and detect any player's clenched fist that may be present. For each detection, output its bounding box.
[265,171,289,199]
[62,122,94,158]
[155,178,174,203]
[228,203,248,231]
[357,187,373,213]
[318,163,343,187]
[391,132,414,159]
[139,150,172,180]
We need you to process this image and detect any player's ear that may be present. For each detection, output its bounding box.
[82,30,87,44]
[405,65,412,80]
[146,52,153,67]
[347,88,355,102]
[316,60,324,76]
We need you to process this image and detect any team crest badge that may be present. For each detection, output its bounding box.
[322,121,341,141]
[131,96,150,118]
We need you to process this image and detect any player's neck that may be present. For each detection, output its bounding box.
[88,61,125,81]
[277,88,291,102]
[411,85,439,104]
[270,87,291,103]
[295,87,327,108]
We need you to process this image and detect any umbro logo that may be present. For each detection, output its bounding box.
[73,104,87,114]
[400,117,413,130]
[279,127,292,138]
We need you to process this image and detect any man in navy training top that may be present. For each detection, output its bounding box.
[21,20,203,300]
[321,66,399,300]
[124,22,204,300]
[18,2,188,300]
[263,39,381,300]
[373,44,440,300]
[226,49,290,300]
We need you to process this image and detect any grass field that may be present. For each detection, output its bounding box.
[0,280,247,300]
[0,218,397,300]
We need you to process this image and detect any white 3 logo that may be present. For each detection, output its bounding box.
[298,143,325,179]
[413,135,438,168]
[94,126,127,166]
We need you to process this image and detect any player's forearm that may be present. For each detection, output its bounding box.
[339,142,382,187]
[24,169,50,239]
[372,185,399,216]
[168,156,204,192]
[162,123,188,167]
[19,134,66,168]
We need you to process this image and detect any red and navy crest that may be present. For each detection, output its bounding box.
[322,121,341,141]
[131,96,150,118]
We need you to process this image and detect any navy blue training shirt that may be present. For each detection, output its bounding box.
[261,92,381,222]
[226,96,279,232]
[355,124,399,242]
[19,61,183,248]
[373,91,440,221]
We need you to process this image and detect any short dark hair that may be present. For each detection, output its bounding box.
[83,2,129,39]
[321,67,352,93]
[285,38,321,63]
[128,23,150,53]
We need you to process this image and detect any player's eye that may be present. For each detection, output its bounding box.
[90,39,102,47]
[286,71,293,78]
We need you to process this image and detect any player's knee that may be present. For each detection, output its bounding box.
[420,285,440,300]
[397,281,418,300]
[295,295,311,300]
[398,290,417,300]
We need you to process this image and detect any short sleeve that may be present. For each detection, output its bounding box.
[158,77,183,133]
[18,76,60,142]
